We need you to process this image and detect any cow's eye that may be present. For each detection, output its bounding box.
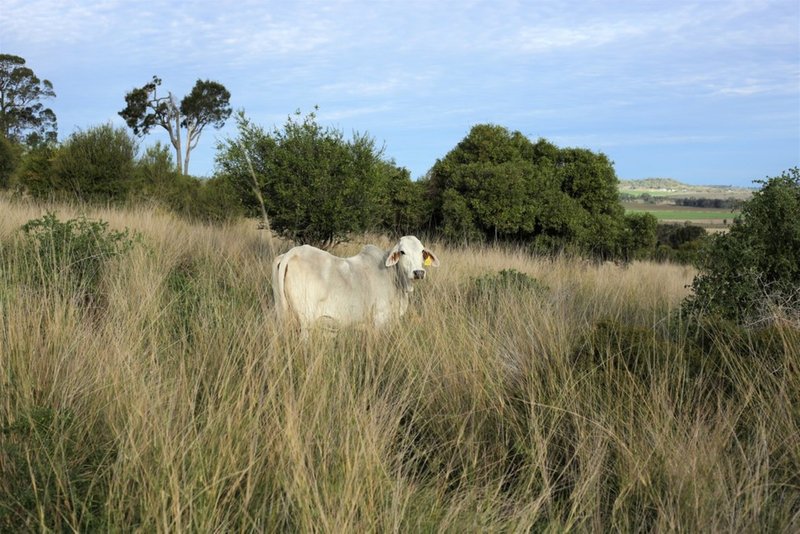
[400,250,405,255]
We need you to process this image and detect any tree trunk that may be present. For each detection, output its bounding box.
[183,140,191,176]
[163,92,183,175]
[183,123,198,176]
[174,113,183,175]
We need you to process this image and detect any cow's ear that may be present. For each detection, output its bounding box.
[423,249,440,267]
[386,246,401,267]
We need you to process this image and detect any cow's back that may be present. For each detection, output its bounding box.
[278,244,401,329]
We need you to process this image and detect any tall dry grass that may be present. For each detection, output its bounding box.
[1,196,798,531]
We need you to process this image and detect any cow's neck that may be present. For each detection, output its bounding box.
[390,262,413,294]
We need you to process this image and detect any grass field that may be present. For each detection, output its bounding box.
[626,208,735,220]
[1,197,798,531]
[623,202,739,231]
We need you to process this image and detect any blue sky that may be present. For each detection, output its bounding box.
[2,0,798,186]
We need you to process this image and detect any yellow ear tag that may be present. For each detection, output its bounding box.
[424,256,432,266]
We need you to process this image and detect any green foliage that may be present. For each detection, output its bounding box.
[427,125,627,257]
[195,175,246,223]
[619,212,658,261]
[0,134,22,188]
[470,268,548,296]
[684,168,800,324]
[654,223,707,264]
[19,212,137,300]
[120,76,231,175]
[376,162,429,235]
[10,143,56,198]
[180,79,232,131]
[217,110,394,247]
[429,126,535,243]
[133,142,178,192]
[50,123,138,203]
[0,54,58,146]
[130,143,242,224]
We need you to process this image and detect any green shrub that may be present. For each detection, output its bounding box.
[470,268,548,297]
[128,143,243,224]
[654,223,707,264]
[192,175,245,224]
[468,269,548,318]
[10,144,56,198]
[0,134,22,189]
[683,168,800,324]
[50,123,137,203]
[620,212,658,261]
[218,109,390,247]
[19,212,137,300]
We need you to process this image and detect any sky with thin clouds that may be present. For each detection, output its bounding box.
[2,0,798,186]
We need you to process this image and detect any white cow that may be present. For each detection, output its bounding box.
[272,236,439,335]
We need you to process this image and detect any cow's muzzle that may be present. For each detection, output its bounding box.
[413,270,426,280]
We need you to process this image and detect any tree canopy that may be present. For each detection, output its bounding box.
[217,110,410,247]
[0,54,57,146]
[426,124,632,257]
[119,76,231,175]
[51,124,138,203]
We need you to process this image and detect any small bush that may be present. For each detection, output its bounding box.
[470,268,547,297]
[468,269,548,318]
[19,212,137,300]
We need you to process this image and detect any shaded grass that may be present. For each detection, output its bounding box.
[0,196,798,531]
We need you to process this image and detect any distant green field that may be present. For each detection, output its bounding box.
[625,208,738,221]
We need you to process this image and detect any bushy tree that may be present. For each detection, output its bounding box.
[0,54,57,146]
[120,76,231,175]
[428,125,627,256]
[555,147,625,257]
[684,168,800,324]
[217,110,392,247]
[620,212,658,261]
[50,124,137,203]
[375,161,428,235]
[654,223,707,264]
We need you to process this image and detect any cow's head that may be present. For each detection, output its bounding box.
[385,236,440,283]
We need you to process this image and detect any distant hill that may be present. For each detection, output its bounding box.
[619,178,755,200]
